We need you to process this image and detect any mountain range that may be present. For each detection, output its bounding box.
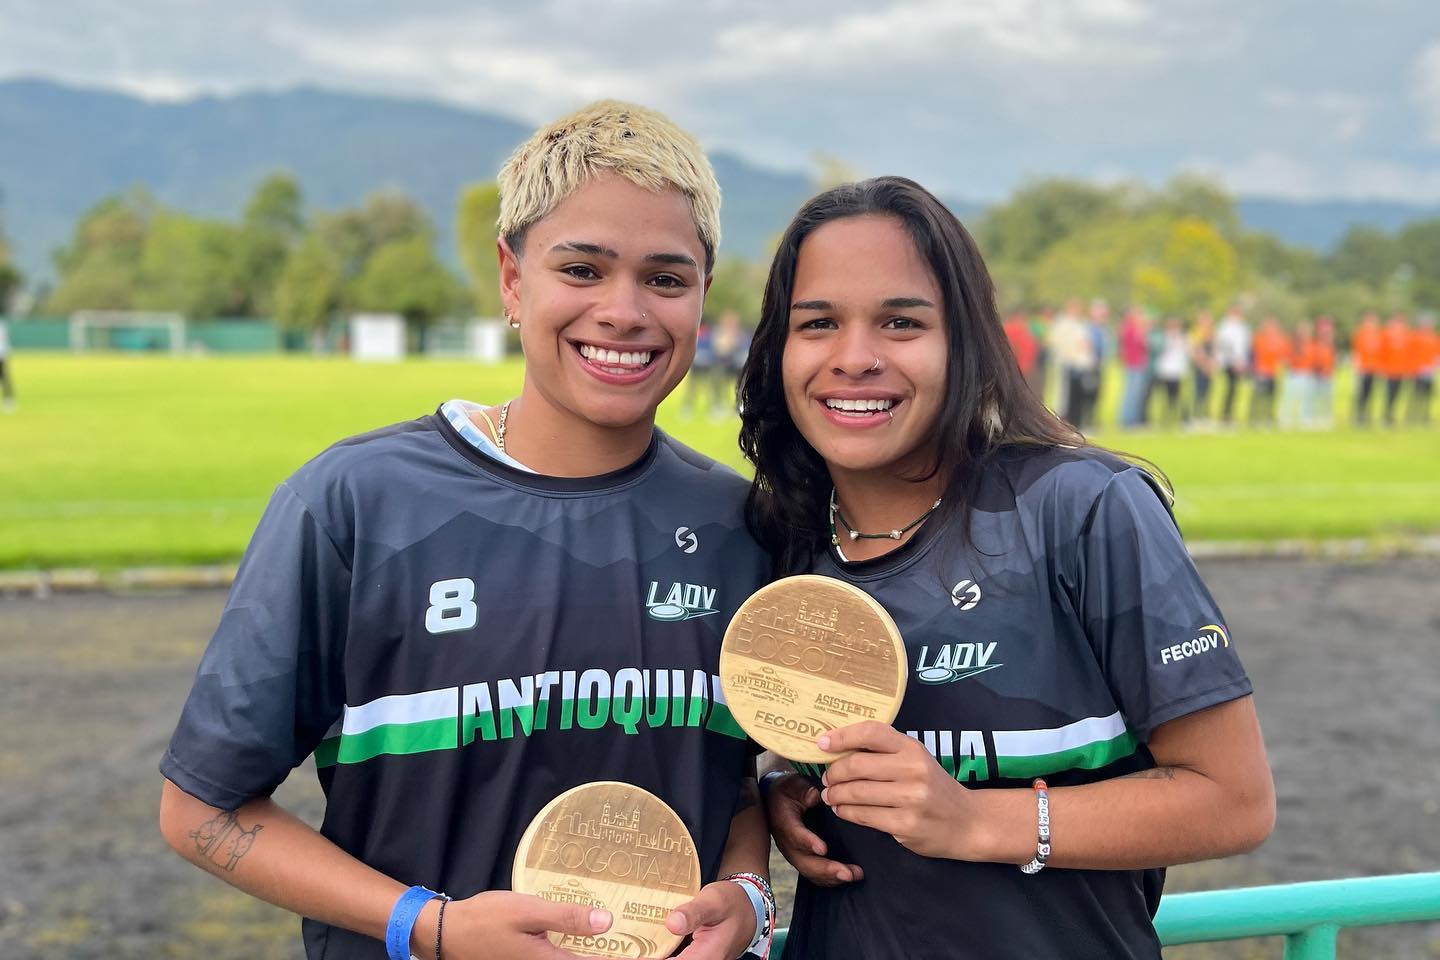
[1,77,1436,285]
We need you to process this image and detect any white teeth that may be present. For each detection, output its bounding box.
[578,343,653,369]
[825,398,894,412]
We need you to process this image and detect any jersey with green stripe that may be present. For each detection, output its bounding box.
[161,407,768,958]
[784,447,1251,960]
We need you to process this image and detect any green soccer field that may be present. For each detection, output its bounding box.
[2,353,1438,570]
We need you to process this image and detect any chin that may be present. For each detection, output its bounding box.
[576,396,662,430]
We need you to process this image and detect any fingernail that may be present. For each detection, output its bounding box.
[817,736,831,751]
[820,773,829,786]
[591,909,612,930]
[821,788,830,804]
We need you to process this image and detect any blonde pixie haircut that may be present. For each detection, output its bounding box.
[497,100,721,272]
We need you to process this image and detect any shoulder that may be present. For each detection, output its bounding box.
[652,430,751,496]
[282,412,447,519]
[983,445,1168,526]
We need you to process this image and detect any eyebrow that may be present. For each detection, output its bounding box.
[551,242,697,270]
[791,296,936,310]
[552,241,619,258]
[645,252,699,269]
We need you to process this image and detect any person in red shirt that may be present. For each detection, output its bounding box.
[1003,310,1040,394]
[1351,311,1384,425]
[1249,316,1289,426]
[1409,313,1437,425]
[1312,316,1338,428]
[1381,312,1412,426]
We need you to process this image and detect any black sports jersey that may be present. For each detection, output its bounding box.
[162,407,769,958]
[783,447,1251,960]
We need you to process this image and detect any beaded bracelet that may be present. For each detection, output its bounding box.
[722,871,775,958]
[434,893,452,960]
[1019,778,1051,875]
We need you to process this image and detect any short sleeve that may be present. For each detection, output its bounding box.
[1073,468,1252,742]
[160,482,350,809]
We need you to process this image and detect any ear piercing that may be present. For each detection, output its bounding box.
[505,310,520,330]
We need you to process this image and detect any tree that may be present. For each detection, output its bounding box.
[239,173,304,316]
[1158,219,1238,314]
[1329,225,1400,289]
[135,212,247,319]
[704,256,765,324]
[456,181,503,317]
[1396,218,1440,309]
[1236,231,1326,292]
[47,190,155,312]
[315,190,434,300]
[975,179,1125,266]
[1146,174,1241,238]
[0,199,19,311]
[811,153,864,191]
[352,236,464,346]
[274,234,342,344]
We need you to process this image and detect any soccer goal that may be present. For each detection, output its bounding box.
[70,311,187,353]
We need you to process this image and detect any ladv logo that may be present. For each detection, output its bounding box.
[646,581,719,621]
[915,641,1002,685]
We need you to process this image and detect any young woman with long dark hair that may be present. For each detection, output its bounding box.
[741,177,1273,959]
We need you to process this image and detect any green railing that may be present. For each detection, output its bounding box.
[772,872,1440,958]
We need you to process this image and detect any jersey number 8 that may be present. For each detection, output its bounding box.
[426,578,478,634]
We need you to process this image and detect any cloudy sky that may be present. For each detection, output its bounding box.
[4,0,1440,202]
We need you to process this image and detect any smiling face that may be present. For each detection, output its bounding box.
[782,214,948,477]
[500,172,708,432]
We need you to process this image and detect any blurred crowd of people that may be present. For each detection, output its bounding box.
[1003,301,1439,432]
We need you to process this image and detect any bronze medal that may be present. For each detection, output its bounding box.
[720,575,907,762]
[512,781,701,958]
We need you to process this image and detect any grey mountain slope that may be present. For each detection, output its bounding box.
[1,78,1434,286]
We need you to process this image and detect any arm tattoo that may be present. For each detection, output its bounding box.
[189,810,264,872]
[1119,766,1177,781]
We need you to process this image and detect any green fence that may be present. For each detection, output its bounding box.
[772,872,1440,958]
[2,316,319,353]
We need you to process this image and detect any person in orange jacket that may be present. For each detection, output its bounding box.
[1410,313,1437,425]
[1312,316,1338,428]
[1351,312,1384,425]
[1280,319,1315,429]
[1381,312,1412,426]
[1250,316,1289,426]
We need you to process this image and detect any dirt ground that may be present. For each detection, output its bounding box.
[1,558,1437,959]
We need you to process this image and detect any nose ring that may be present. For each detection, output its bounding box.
[870,356,881,373]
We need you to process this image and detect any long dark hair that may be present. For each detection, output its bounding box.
[738,176,1093,575]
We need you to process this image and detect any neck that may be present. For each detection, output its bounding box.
[500,385,655,478]
[830,463,948,561]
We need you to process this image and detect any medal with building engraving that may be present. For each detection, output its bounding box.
[512,781,701,959]
[719,575,907,762]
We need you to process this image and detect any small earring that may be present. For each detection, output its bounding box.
[506,310,520,330]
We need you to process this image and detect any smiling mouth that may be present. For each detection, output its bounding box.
[575,341,658,375]
[824,397,896,418]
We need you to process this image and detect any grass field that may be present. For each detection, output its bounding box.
[2,353,1439,570]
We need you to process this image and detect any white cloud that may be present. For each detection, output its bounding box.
[1411,42,1440,143]
[1185,150,1440,203]
[1261,88,1371,142]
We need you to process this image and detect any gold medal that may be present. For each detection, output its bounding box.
[719,575,907,762]
[512,781,701,958]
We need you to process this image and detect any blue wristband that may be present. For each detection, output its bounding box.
[386,885,440,960]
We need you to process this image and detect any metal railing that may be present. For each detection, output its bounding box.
[771,871,1440,959]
